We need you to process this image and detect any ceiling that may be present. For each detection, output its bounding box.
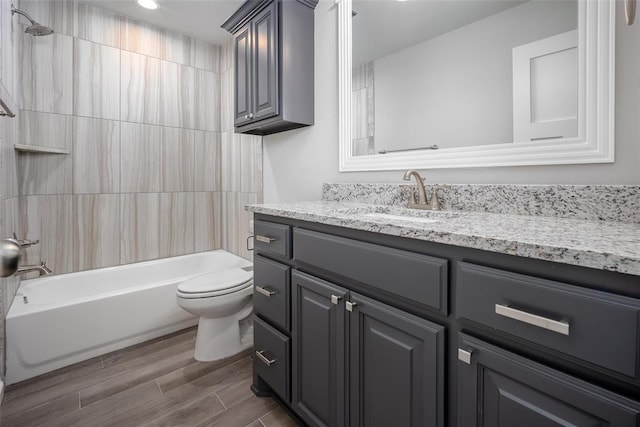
[352,0,528,67]
[84,0,244,45]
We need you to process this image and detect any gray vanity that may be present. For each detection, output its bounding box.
[247,186,640,427]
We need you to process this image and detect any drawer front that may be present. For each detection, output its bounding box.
[254,220,291,258]
[254,255,290,331]
[457,262,640,379]
[253,316,290,402]
[294,228,448,314]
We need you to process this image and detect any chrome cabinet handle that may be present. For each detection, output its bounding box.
[256,350,276,366]
[256,285,277,297]
[249,113,254,119]
[256,235,275,244]
[458,348,473,365]
[244,114,249,119]
[331,295,342,305]
[346,301,357,312]
[495,304,570,336]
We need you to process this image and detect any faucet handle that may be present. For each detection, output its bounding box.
[429,187,441,211]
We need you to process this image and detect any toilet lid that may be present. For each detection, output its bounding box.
[178,269,253,294]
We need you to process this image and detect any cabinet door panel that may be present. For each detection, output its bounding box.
[349,293,445,427]
[234,23,252,125]
[252,2,279,121]
[458,334,640,427]
[292,271,347,427]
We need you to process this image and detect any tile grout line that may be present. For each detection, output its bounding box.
[214,391,227,410]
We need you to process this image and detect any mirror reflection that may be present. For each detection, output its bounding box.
[351,0,578,156]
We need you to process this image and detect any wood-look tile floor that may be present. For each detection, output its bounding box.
[1,327,299,427]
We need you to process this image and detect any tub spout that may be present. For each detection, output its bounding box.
[16,261,52,277]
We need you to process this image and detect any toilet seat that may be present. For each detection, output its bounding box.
[177,269,253,299]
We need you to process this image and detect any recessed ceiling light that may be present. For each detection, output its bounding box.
[137,0,159,10]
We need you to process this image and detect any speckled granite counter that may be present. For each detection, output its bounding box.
[247,201,640,276]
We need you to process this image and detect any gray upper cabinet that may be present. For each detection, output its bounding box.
[222,0,317,135]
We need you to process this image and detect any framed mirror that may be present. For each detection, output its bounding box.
[338,0,615,172]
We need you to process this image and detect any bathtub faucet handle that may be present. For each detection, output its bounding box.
[12,232,40,249]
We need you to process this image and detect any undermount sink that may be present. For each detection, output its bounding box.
[363,212,442,224]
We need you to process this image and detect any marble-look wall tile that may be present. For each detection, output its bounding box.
[121,16,193,65]
[194,68,220,132]
[240,135,262,194]
[73,194,120,270]
[73,117,120,193]
[21,32,73,114]
[20,111,72,150]
[194,131,221,192]
[0,0,22,104]
[220,69,234,132]
[120,192,159,263]
[120,122,161,193]
[159,192,194,257]
[159,60,194,128]
[1,197,21,318]
[75,2,121,48]
[18,0,75,36]
[220,38,233,74]
[74,39,120,120]
[160,127,194,192]
[19,195,74,273]
[193,40,220,72]
[1,111,20,199]
[221,132,240,192]
[221,192,257,260]
[121,50,160,124]
[17,151,73,195]
[194,192,222,252]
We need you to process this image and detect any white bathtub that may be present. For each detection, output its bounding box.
[5,250,252,385]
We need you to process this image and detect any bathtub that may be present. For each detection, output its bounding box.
[5,250,252,385]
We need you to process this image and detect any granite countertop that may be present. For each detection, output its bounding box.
[246,201,640,276]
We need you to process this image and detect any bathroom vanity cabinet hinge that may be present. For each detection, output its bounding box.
[345,301,357,312]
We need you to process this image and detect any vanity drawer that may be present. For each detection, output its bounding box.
[294,228,448,314]
[253,316,290,402]
[456,262,640,380]
[254,220,291,259]
[254,255,290,331]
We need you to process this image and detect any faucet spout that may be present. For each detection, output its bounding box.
[16,261,52,277]
[403,170,428,205]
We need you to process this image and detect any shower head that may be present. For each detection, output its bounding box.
[11,4,54,36]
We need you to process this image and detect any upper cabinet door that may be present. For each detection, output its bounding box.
[349,293,445,427]
[252,2,279,121]
[234,23,252,126]
[458,334,640,427]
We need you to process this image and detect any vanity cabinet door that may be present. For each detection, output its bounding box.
[348,293,445,427]
[458,334,640,427]
[292,270,348,427]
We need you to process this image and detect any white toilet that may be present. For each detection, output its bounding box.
[176,267,254,362]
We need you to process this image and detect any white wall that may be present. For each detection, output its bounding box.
[375,0,576,151]
[264,0,640,203]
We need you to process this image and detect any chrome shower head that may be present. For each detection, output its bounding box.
[11,4,54,36]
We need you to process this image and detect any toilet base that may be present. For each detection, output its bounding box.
[193,303,253,362]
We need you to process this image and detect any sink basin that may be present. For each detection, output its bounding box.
[363,213,441,224]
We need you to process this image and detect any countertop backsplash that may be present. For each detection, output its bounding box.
[322,183,640,224]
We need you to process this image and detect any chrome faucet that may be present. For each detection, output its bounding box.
[402,170,441,211]
[16,261,52,277]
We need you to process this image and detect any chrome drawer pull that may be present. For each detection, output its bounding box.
[346,301,357,312]
[256,350,276,366]
[256,285,277,297]
[256,235,275,244]
[458,348,473,365]
[495,304,570,336]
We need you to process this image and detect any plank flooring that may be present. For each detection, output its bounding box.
[1,327,298,427]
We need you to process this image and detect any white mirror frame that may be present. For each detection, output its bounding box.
[338,0,615,172]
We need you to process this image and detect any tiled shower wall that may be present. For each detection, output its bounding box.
[0,0,25,377]
[15,0,262,275]
[0,0,261,377]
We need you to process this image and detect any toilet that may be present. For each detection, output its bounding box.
[176,267,254,362]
